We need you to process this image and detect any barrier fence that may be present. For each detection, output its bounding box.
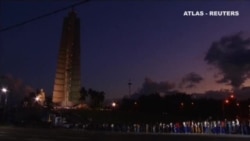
[78,119,250,135]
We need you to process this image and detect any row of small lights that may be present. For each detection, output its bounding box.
[179,94,239,107]
[111,101,138,108]
[110,94,239,108]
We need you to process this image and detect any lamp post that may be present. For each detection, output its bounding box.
[112,102,116,108]
[1,87,7,105]
[1,87,7,93]
[222,93,239,120]
[222,99,229,119]
[1,87,8,122]
[248,105,250,120]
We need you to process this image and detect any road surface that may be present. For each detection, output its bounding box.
[0,126,250,141]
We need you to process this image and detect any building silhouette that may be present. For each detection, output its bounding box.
[52,10,81,107]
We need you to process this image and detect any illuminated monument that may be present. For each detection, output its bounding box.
[52,10,81,107]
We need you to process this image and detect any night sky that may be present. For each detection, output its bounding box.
[1,1,250,99]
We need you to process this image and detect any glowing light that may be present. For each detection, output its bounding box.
[181,102,184,106]
[230,94,235,99]
[1,87,7,93]
[236,103,240,107]
[112,102,116,107]
[225,99,229,104]
[35,96,40,102]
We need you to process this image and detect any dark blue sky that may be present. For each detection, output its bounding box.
[1,1,250,99]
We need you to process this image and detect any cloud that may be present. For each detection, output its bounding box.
[235,86,250,100]
[204,31,250,89]
[180,72,203,88]
[138,77,175,95]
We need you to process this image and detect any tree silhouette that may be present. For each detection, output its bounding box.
[22,92,36,108]
[88,89,105,109]
[79,87,88,102]
[44,96,53,110]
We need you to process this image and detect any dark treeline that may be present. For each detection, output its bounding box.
[118,92,250,121]
[2,87,250,125]
[79,87,105,109]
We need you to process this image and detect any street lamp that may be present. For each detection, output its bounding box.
[1,87,7,93]
[230,94,235,99]
[180,102,184,106]
[1,87,8,122]
[248,105,250,119]
[225,99,229,104]
[1,87,8,105]
[236,102,240,107]
[112,102,116,108]
[35,96,40,102]
[222,99,230,119]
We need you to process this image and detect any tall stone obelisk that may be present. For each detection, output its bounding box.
[52,10,81,107]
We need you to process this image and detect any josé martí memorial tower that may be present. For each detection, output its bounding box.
[52,10,81,107]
